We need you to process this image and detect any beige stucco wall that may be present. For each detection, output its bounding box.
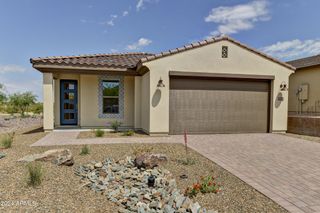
[43,73,54,131]
[143,40,294,134]
[288,66,320,113]
[140,72,150,133]
[80,75,134,128]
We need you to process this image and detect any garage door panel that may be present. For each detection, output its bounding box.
[169,78,270,134]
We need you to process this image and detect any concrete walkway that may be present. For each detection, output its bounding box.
[31,132,320,213]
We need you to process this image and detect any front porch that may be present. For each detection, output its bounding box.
[42,71,148,133]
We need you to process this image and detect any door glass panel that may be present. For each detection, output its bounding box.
[64,92,75,100]
[64,103,74,110]
[64,83,75,90]
[64,113,75,120]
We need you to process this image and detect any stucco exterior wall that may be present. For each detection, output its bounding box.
[79,75,134,128]
[140,72,150,133]
[288,66,320,113]
[43,73,54,131]
[143,40,294,134]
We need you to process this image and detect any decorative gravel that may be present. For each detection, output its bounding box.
[0,126,288,212]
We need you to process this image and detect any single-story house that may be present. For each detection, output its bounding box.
[31,35,295,135]
[287,55,320,114]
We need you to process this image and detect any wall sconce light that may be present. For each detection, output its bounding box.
[157,77,165,88]
[280,81,288,91]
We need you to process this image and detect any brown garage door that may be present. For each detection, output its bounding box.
[169,77,270,134]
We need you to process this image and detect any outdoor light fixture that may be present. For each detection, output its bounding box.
[148,175,155,187]
[280,81,288,91]
[157,78,165,88]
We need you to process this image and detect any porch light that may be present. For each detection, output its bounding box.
[157,78,165,88]
[280,81,288,91]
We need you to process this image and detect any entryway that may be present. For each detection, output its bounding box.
[60,80,78,125]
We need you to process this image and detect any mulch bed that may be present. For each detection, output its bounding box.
[0,126,288,212]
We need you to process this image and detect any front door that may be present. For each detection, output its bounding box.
[60,80,78,125]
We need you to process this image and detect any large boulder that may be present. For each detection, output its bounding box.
[134,153,167,169]
[18,149,74,166]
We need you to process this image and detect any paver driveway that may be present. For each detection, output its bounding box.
[186,133,320,213]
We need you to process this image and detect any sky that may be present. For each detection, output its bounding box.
[0,0,319,101]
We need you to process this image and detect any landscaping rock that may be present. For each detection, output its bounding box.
[75,157,217,213]
[134,153,168,169]
[18,149,74,166]
[0,152,6,159]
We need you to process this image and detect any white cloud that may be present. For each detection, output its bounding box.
[107,20,114,26]
[123,11,129,17]
[261,39,320,60]
[136,0,158,11]
[205,0,270,36]
[0,65,26,74]
[102,14,118,27]
[127,38,152,50]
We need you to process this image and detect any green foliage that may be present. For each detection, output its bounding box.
[7,92,37,116]
[0,83,6,105]
[177,158,196,166]
[122,130,134,136]
[1,132,15,149]
[185,176,220,198]
[30,102,43,115]
[80,145,90,155]
[27,162,43,187]
[110,120,122,132]
[95,129,104,137]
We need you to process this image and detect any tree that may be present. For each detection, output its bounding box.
[30,102,43,115]
[7,92,37,116]
[0,83,6,104]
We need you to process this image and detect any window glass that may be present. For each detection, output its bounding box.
[103,98,119,113]
[64,103,74,110]
[103,80,119,96]
[64,113,75,120]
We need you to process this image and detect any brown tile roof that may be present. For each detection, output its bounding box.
[30,52,154,69]
[31,35,295,72]
[139,35,295,71]
[287,54,320,69]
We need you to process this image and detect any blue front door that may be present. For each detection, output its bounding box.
[60,80,78,125]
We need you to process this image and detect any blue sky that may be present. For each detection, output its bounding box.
[0,0,319,101]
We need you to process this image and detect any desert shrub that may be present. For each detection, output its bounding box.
[133,146,153,156]
[95,129,104,137]
[7,92,36,116]
[177,158,196,165]
[122,130,134,136]
[27,162,43,187]
[80,145,90,155]
[110,120,122,132]
[30,102,43,115]
[185,176,220,198]
[1,132,15,148]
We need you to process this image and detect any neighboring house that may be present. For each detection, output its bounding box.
[30,36,295,135]
[287,55,320,114]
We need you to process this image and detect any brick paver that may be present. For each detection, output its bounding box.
[32,132,320,212]
[186,134,320,213]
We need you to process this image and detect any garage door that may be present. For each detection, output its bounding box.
[169,77,270,134]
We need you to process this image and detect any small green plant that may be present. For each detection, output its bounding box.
[95,129,104,137]
[1,132,15,149]
[185,176,220,198]
[122,130,134,136]
[177,158,196,165]
[80,145,90,155]
[110,120,122,132]
[27,162,43,187]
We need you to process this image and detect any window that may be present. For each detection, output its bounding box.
[222,46,228,58]
[102,80,119,114]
